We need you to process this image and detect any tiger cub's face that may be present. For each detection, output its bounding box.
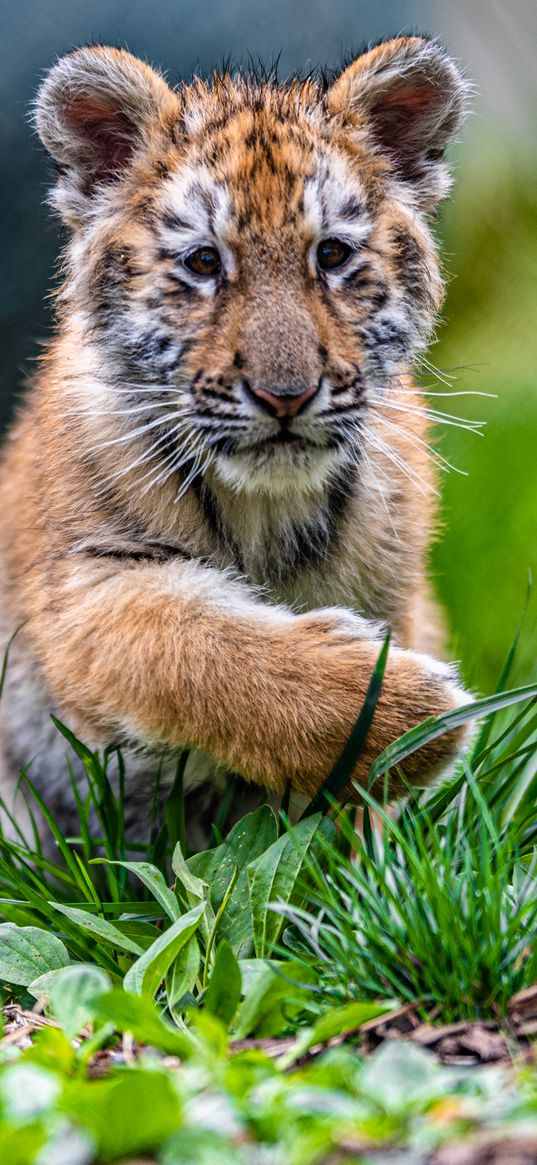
[36,39,466,497]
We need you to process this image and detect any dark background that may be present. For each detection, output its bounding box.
[1,0,536,688]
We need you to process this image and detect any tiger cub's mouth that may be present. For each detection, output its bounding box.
[254,430,305,448]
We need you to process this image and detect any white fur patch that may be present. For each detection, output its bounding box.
[213,445,344,496]
[159,165,235,290]
[303,154,372,280]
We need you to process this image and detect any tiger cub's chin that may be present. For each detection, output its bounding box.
[212,444,346,495]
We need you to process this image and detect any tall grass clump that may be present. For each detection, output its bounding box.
[278,679,537,1023]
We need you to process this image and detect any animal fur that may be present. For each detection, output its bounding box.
[0,37,472,843]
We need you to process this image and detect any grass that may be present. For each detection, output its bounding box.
[0,658,537,1161]
[280,775,537,1022]
[278,635,537,1022]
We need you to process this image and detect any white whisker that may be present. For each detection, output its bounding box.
[100,423,196,484]
[364,426,439,497]
[360,444,400,541]
[94,412,185,451]
[397,389,496,400]
[418,357,458,386]
[174,447,208,502]
[60,400,184,421]
[369,396,485,435]
[137,434,202,492]
[375,415,468,477]
[111,386,189,396]
[139,438,208,496]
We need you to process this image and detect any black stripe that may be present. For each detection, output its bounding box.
[266,464,356,585]
[190,478,245,572]
[81,543,196,564]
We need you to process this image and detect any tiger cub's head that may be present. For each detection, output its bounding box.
[36,39,467,498]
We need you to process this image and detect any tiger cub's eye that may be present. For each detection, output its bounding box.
[316,238,352,272]
[184,246,221,278]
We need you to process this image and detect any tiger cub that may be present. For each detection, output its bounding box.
[0,36,471,841]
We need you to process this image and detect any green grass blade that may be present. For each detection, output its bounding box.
[301,634,391,818]
[369,682,537,786]
[0,624,24,700]
[471,579,532,759]
[16,771,94,901]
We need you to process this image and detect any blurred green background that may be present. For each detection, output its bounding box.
[433,134,537,691]
[1,0,536,693]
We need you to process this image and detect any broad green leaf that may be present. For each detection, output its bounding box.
[89,989,195,1058]
[0,923,70,986]
[305,999,397,1045]
[28,967,70,1001]
[232,960,316,1039]
[360,1039,444,1110]
[62,1068,182,1162]
[50,903,143,955]
[92,860,180,921]
[124,904,204,997]
[247,815,334,957]
[16,1024,76,1075]
[238,957,280,994]
[188,806,278,953]
[203,941,242,1026]
[165,934,201,1013]
[172,843,214,943]
[28,962,114,1009]
[279,999,396,1067]
[172,843,211,906]
[162,1131,242,1165]
[188,805,278,899]
[187,1009,229,1057]
[0,1126,47,1163]
[113,919,163,949]
[48,964,112,1040]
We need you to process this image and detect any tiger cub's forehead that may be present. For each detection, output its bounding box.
[156,100,373,250]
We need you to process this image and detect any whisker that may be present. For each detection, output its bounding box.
[110,386,189,396]
[139,433,210,495]
[364,426,439,497]
[139,422,225,495]
[99,423,196,485]
[59,401,185,421]
[418,356,458,386]
[136,435,203,493]
[374,415,468,477]
[399,403,486,426]
[93,413,186,451]
[175,447,207,502]
[360,444,400,541]
[369,396,485,435]
[396,389,496,400]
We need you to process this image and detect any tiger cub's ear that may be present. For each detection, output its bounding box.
[326,37,469,206]
[34,46,179,224]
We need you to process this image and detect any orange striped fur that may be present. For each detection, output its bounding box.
[0,38,471,839]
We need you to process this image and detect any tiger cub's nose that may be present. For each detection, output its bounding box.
[248,383,318,418]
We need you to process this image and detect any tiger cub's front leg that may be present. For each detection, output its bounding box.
[29,557,469,799]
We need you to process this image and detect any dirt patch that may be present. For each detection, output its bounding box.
[433,1135,537,1164]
